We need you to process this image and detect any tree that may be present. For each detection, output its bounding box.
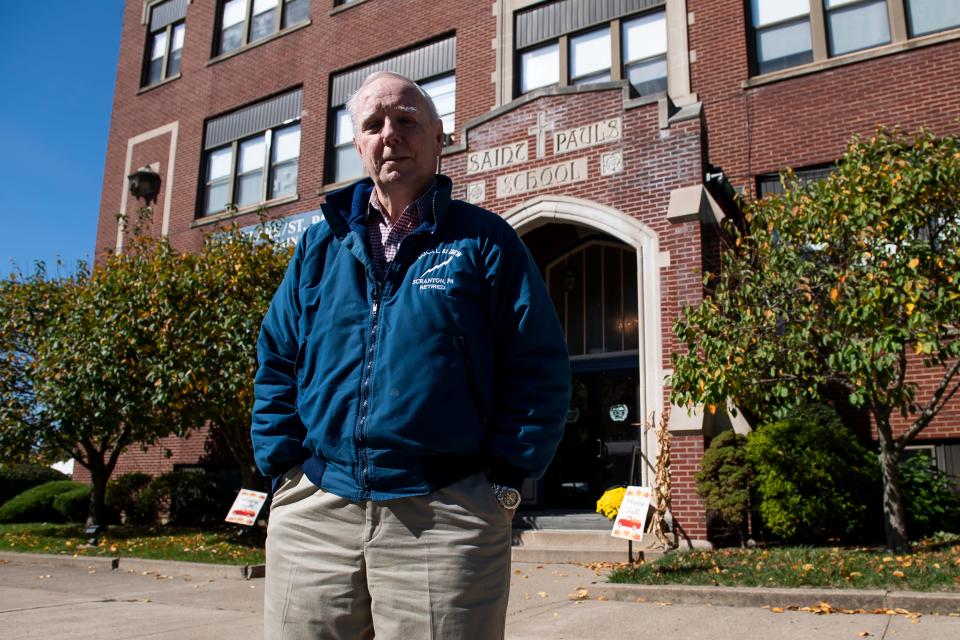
[179,224,293,489]
[671,128,960,552]
[0,225,203,527]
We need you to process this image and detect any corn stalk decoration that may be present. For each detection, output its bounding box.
[647,406,676,549]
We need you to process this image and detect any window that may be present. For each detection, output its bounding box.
[750,0,813,75]
[907,0,960,36]
[570,28,611,85]
[217,0,309,55]
[327,37,456,184]
[825,0,890,56]
[756,164,835,198]
[750,0,960,76]
[515,1,667,99]
[622,13,668,96]
[547,241,638,357]
[520,43,560,93]
[200,89,302,217]
[332,108,361,184]
[420,74,457,135]
[142,0,188,87]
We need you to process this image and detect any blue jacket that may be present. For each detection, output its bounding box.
[251,175,570,501]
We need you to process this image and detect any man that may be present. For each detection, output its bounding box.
[252,71,570,639]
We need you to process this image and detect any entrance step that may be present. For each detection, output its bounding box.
[510,528,669,564]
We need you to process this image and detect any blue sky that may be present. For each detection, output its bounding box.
[0,2,124,278]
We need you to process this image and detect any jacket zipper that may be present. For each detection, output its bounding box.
[356,280,384,495]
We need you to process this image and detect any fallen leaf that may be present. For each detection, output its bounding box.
[537,591,548,598]
[857,632,870,637]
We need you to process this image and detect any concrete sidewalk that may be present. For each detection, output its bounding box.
[2,553,958,639]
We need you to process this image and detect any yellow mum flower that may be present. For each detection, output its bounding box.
[596,486,627,520]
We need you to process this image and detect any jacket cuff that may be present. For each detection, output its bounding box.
[487,461,526,490]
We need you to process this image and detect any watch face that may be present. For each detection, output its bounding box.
[501,488,521,509]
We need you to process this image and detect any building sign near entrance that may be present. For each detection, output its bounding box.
[554,117,622,154]
[238,209,323,246]
[611,486,652,542]
[466,141,528,174]
[495,157,588,198]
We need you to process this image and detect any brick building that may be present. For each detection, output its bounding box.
[90,0,960,546]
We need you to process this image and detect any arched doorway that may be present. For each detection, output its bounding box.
[504,196,663,509]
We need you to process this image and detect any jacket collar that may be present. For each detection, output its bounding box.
[322,174,454,240]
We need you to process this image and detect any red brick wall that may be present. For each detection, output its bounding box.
[669,434,707,542]
[72,425,214,483]
[97,0,496,258]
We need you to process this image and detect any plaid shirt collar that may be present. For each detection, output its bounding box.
[367,180,437,279]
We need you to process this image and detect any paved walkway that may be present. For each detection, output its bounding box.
[1,554,958,639]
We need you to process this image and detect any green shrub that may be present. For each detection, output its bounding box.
[142,470,229,525]
[52,484,92,522]
[900,455,960,538]
[0,480,84,523]
[696,430,753,545]
[0,464,68,505]
[745,405,877,542]
[106,472,156,524]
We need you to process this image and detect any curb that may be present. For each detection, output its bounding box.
[601,583,960,614]
[0,551,265,581]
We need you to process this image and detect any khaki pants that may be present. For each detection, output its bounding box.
[265,468,513,640]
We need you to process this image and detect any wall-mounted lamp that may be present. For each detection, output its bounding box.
[127,166,162,206]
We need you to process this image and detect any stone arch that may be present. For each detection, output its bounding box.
[502,195,664,485]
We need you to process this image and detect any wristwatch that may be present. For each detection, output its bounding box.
[490,483,522,510]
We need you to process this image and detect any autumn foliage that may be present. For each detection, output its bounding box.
[672,128,960,552]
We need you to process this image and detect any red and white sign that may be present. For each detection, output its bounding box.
[611,486,651,541]
[225,489,268,526]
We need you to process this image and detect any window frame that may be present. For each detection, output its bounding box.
[514,7,667,99]
[200,121,301,218]
[215,0,310,57]
[142,15,185,87]
[748,0,960,77]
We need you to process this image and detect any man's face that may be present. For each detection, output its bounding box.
[352,76,443,198]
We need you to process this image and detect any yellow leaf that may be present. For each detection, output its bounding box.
[892,570,905,578]
[905,303,915,314]
[908,258,919,269]
[830,288,839,301]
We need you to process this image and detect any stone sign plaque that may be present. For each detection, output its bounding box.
[466,141,528,174]
[554,117,622,154]
[495,157,588,198]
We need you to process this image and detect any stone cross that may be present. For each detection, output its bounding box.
[528,111,555,160]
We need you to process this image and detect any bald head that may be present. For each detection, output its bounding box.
[346,71,441,129]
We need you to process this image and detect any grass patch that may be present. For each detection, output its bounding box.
[608,536,960,592]
[0,523,265,565]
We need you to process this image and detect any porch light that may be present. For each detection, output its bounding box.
[127,166,162,205]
